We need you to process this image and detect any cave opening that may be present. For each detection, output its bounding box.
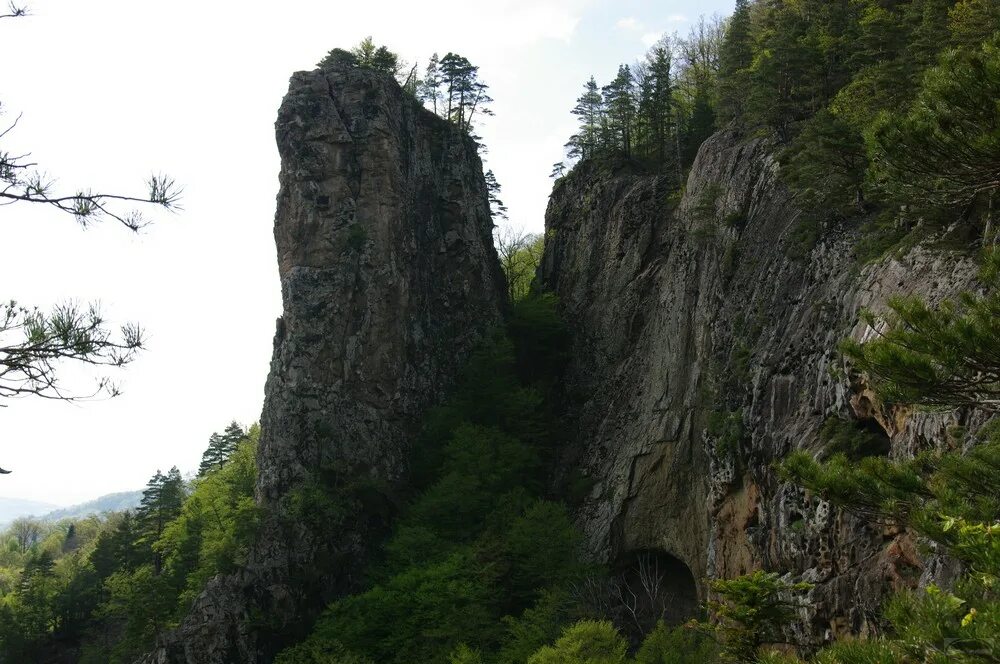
[856,417,891,456]
[608,549,700,645]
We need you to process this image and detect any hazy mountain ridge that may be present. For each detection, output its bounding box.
[0,490,142,527]
[0,497,60,526]
[40,490,143,522]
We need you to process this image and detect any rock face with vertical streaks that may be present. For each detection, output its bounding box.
[539,130,980,645]
[139,62,505,663]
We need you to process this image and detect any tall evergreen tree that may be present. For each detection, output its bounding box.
[135,467,185,573]
[420,53,442,115]
[197,421,247,477]
[439,53,477,129]
[569,77,604,159]
[602,65,636,158]
[484,170,508,222]
[718,0,754,123]
[220,421,247,459]
[645,46,675,166]
[198,433,227,477]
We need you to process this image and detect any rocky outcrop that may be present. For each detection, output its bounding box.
[141,64,505,663]
[540,131,980,645]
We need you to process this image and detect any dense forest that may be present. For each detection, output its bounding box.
[0,423,259,662]
[558,0,999,259]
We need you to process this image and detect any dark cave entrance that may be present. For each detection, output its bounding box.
[609,549,700,644]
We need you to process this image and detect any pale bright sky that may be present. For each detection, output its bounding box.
[1,0,733,506]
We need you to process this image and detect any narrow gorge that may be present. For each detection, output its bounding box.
[150,60,984,662]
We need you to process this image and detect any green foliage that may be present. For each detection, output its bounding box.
[840,255,1000,409]
[866,33,1000,239]
[525,619,718,664]
[197,420,248,476]
[508,292,570,390]
[707,409,745,460]
[496,590,575,664]
[0,421,261,661]
[717,0,753,123]
[704,570,811,663]
[405,424,540,541]
[416,52,494,134]
[778,247,1000,661]
[880,580,1000,661]
[852,209,916,265]
[317,37,403,79]
[780,109,867,218]
[309,549,502,663]
[527,620,629,664]
[98,565,174,661]
[754,652,804,664]
[563,18,722,179]
[558,0,1000,258]
[634,621,719,664]
[714,0,1000,260]
[450,644,486,664]
[501,501,585,605]
[159,434,260,609]
[280,299,587,662]
[810,640,900,664]
[275,638,375,664]
[495,229,543,304]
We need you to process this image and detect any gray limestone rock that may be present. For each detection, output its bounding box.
[540,130,981,646]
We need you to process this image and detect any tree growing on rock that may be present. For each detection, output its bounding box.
[317,37,406,80]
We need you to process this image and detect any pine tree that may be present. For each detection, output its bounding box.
[569,77,604,159]
[705,571,811,662]
[484,170,508,222]
[866,33,1000,239]
[197,433,227,477]
[220,421,247,459]
[317,38,404,79]
[779,252,1000,661]
[198,422,248,476]
[646,46,675,167]
[439,53,476,128]
[683,90,716,167]
[718,0,754,123]
[420,53,442,115]
[136,467,185,573]
[91,512,140,577]
[602,65,636,158]
[745,1,816,139]
[949,0,1000,51]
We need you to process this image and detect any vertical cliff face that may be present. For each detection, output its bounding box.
[259,64,505,505]
[541,130,980,644]
[143,64,505,663]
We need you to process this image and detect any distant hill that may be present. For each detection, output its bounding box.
[0,497,60,526]
[40,490,143,522]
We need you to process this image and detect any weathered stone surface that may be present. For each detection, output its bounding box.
[140,63,505,663]
[540,130,980,645]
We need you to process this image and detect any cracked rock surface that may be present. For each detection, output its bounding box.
[540,130,981,646]
[139,64,505,664]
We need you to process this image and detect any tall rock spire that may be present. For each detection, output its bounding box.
[140,61,505,664]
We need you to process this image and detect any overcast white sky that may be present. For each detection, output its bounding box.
[1,0,733,506]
